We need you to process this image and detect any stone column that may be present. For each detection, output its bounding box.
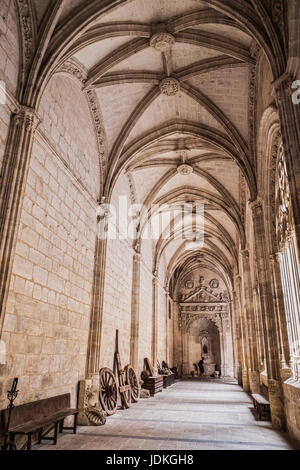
[181,327,190,376]
[232,289,243,384]
[218,315,226,377]
[274,75,300,258]
[251,198,286,430]
[151,271,158,372]
[86,224,108,382]
[130,250,141,370]
[235,275,250,392]
[165,289,170,365]
[252,284,266,371]
[269,253,292,380]
[0,107,40,335]
[241,250,260,393]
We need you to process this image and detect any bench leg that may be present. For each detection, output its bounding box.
[258,405,262,421]
[27,433,33,451]
[38,428,43,444]
[8,433,16,451]
[59,419,64,433]
[53,422,59,445]
[73,413,78,434]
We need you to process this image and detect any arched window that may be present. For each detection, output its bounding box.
[276,144,300,380]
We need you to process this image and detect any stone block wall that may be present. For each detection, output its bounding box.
[0,137,97,409]
[283,380,300,443]
[0,0,19,94]
[0,73,100,409]
[100,236,133,371]
[0,102,10,173]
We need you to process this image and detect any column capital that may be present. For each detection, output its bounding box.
[271,71,294,99]
[241,249,250,259]
[249,197,264,215]
[13,105,40,132]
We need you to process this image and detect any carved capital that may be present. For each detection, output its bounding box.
[241,249,250,260]
[13,106,40,132]
[272,72,294,101]
[249,197,264,216]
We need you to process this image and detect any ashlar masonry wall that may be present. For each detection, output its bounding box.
[0,74,99,409]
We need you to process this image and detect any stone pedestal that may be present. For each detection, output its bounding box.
[249,370,261,394]
[268,379,286,431]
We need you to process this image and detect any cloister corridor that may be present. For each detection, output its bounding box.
[1,0,300,453]
[34,380,297,451]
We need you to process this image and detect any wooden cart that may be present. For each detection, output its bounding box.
[99,330,140,415]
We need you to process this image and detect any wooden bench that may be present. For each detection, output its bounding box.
[1,393,79,450]
[251,385,271,421]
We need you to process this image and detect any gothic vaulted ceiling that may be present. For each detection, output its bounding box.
[29,0,260,289]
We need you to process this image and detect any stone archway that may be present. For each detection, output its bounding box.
[189,318,221,377]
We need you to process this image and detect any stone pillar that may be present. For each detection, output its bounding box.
[0,107,40,335]
[152,271,158,372]
[181,327,190,376]
[274,75,300,259]
[235,275,250,392]
[86,233,107,383]
[241,250,260,393]
[232,289,243,384]
[165,289,170,365]
[252,284,265,371]
[251,198,286,430]
[130,250,141,370]
[269,253,292,380]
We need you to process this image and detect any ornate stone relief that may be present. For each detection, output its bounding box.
[249,42,260,162]
[177,163,193,175]
[126,170,137,205]
[78,380,106,426]
[150,32,175,52]
[240,172,246,226]
[270,130,282,251]
[86,89,107,185]
[276,143,292,249]
[159,77,180,96]
[16,0,36,68]
[58,59,87,85]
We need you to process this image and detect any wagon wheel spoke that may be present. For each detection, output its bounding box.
[125,364,140,402]
[99,368,118,415]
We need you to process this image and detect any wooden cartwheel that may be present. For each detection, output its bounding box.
[99,330,132,415]
[99,367,118,416]
[124,364,140,403]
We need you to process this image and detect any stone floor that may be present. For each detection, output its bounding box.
[35,379,297,450]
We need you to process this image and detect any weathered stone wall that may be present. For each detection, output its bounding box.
[0,74,100,409]
[0,101,11,174]
[283,380,300,443]
[0,0,19,94]
[100,236,133,371]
